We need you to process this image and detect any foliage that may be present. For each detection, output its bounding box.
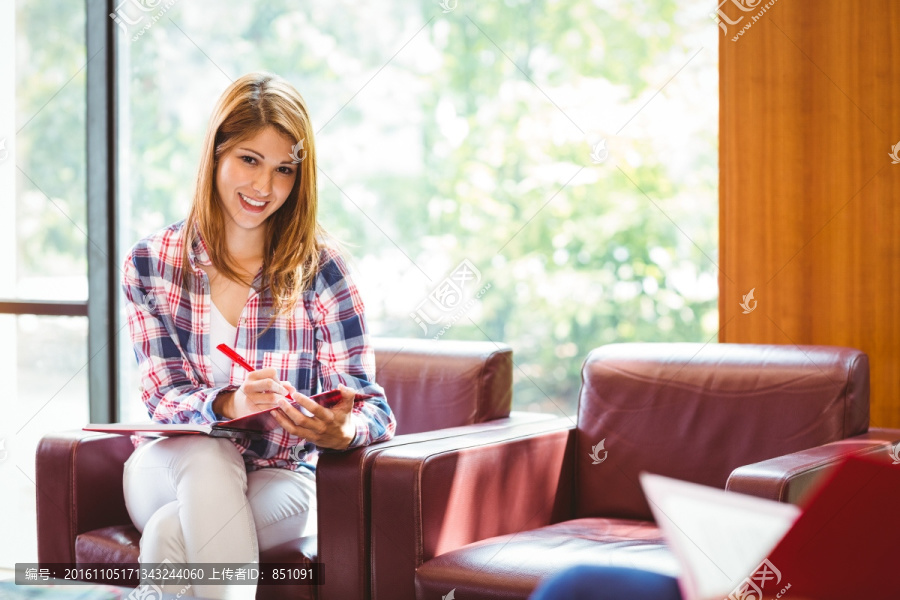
[17,0,718,418]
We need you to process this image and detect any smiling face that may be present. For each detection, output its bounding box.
[215,125,299,235]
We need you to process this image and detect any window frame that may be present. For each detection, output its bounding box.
[1,0,119,423]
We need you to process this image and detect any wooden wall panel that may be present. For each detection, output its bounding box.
[719,0,900,427]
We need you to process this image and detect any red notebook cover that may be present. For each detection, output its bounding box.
[764,454,900,599]
[218,389,347,431]
[85,389,374,439]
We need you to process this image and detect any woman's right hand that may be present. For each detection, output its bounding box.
[213,367,292,419]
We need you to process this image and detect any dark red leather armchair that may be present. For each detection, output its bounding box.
[367,343,900,600]
[36,338,551,600]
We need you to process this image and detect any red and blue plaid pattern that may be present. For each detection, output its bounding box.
[122,221,396,472]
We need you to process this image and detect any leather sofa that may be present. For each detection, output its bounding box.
[366,343,900,600]
[36,337,552,600]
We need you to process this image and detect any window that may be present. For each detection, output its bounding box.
[1,0,718,570]
[117,1,718,421]
[0,0,89,567]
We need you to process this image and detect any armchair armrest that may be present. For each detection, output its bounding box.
[36,431,135,565]
[368,417,575,600]
[315,411,556,600]
[726,429,900,505]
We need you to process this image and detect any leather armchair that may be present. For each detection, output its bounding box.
[367,343,900,600]
[36,338,552,600]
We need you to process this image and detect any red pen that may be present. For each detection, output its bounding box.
[215,343,375,408]
[216,343,295,400]
[216,343,256,373]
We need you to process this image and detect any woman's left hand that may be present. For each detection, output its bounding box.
[271,383,358,450]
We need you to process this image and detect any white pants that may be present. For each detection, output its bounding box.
[123,435,317,599]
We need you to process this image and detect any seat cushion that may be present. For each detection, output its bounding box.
[76,525,141,569]
[260,535,318,563]
[257,537,319,600]
[75,526,319,600]
[414,518,679,600]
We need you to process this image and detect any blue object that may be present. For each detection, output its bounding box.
[529,565,683,600]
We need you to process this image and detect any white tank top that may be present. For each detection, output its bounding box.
[209,300,237,385]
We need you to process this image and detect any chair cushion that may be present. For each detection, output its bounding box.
[260,535,318,563]
[75,526,319,599]
[414,518,678,600]
[76,525,141,567]
[258,537,318,600]
[576,343,869,520]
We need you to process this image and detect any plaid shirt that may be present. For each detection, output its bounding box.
[122,220,396,472]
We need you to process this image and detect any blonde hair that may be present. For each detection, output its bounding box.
[183,72,325,318]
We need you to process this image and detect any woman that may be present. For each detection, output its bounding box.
[121,72,396,599]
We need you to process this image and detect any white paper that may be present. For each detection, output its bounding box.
[640,472,800,600]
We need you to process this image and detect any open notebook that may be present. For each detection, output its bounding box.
[85,389,373,440]
[641,454,900,600]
